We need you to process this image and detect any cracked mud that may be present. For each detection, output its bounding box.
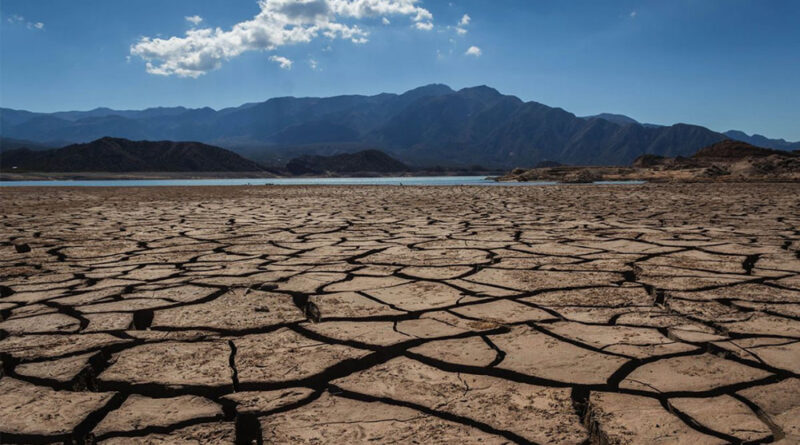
[1,183,799,444]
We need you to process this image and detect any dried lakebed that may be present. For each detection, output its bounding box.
[0,183,799,444]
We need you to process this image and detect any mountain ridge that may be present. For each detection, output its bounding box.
[3,84,797,167]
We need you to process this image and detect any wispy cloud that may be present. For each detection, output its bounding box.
[465,45,481,57]
[630,11,637,18]
[269,55,293,69]
[6,14,44,30]
[131,0,435,78]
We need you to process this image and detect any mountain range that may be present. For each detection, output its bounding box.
[2,84,797,168]
[579,114,800,151]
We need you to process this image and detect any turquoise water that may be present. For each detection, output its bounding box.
[0,176,645,187]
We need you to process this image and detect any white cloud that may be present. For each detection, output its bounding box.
[382,17,390,25]
[269,55,293,69]
[452,12,469,35]
[185,15,204,25]
[7,15,44,30]
[465,45,481,57]
[308,58,319,70]
[131,0,435,77]
[630,11,637,18]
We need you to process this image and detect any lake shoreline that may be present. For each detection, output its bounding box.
[0,176,601,187]
[0,169,507,182]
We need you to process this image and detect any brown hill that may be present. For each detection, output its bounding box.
[692,140,787,161]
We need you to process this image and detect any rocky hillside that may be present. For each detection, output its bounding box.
[0,137,268,172]
[499,140,800,183]
[285,150,409,175]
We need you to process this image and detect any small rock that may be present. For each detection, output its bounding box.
[305,302,321,323]
[253,283,278,292]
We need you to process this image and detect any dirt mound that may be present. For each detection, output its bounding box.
[632,154,667,168]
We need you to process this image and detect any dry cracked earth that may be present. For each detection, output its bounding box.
[1,184,799,444]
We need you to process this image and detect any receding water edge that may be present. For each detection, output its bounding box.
[0,177,647,187]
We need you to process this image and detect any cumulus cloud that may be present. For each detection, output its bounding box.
[465,45,481,57]
[269,55,293,69]
[185,15,204,25]
[131,0,435,77]
[452,13,469,35]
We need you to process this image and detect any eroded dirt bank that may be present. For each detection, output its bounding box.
[1,184,799,444]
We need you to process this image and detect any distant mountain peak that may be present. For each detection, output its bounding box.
[458,85,502,97]
[723,130,800,151]
[403,83,453,94]
[398,84,454,101]
[724,130,748,137]
[582,113,640,126]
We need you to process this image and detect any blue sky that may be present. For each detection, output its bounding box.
[2,0,799,140]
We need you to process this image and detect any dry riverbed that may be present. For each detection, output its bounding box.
[1,184,799,444]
